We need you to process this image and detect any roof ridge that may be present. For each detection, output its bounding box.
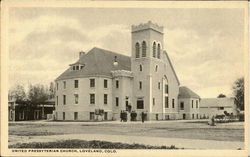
[179,86,200,99]
[92,47,130,58]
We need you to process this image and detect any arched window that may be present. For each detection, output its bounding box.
[142,41,147,57]
[164,76,169,94]
[155,65,158,72]
[153,42,156,58]
[135,42,140,58]
[157,43,161,59]
[139,64,142,71]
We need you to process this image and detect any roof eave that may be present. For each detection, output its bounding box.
[163,51,180,85]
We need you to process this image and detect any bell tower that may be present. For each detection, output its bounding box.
[131,21,165,120]
[131,21,164,59]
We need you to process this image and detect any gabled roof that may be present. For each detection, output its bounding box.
[163,51,180,85]
[56,47,131,81]
[178,86,200,99]
[200,97,235,108]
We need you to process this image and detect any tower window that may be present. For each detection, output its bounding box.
[142,41,147,57]
[153,98,155,106]
[157,43,161,59]
[116,80,119,88]
[155,65,158,72]
[139,64,142,71]
[165,96,168,108]
[139,81,142,90]
[135,42,140,58]
[153,42,156,58]
[165,84,168,94]
[158,82,161,90]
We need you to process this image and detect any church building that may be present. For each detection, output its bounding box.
[54,21,200,121]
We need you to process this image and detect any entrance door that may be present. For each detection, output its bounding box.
[183,114,186,120]
[156,114,158,120]
[104,112,108,120]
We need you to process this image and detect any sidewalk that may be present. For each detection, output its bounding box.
[9,133,244,150]
[9,119,209,125]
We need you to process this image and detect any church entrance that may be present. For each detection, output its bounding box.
[183,114,186,120]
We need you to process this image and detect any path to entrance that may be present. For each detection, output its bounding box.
[9,133,244,150]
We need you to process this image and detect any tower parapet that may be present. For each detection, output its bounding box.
[131,21,164,34]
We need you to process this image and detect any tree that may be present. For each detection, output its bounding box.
[28,84,49,106]
[49,82,55,99]
[8,84,27,104]
[232,77,244,110]
[217,94,226,98]
[28,84,50,119]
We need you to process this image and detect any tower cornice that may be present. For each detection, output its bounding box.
[131,21,164,34]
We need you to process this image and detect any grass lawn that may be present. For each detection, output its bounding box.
[9,121,244,142]
[9,139,179,149]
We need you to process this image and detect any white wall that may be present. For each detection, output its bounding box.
[55,76,113,120]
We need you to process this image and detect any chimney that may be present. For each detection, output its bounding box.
[79,51,85,59]
[113,56,118,67]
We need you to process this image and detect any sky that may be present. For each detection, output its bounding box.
[8,7,245,98]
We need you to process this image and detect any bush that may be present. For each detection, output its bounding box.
[9,140,180,149]
[214,114,239,123]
